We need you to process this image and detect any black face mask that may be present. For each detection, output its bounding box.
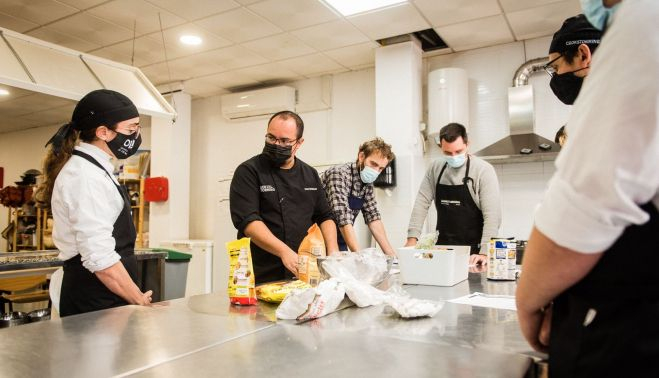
[107,132,142,159]
[262,142,292,166]
[549,68,586,105]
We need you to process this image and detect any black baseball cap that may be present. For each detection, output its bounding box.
[71,89,139,131]
[549,14,602,54]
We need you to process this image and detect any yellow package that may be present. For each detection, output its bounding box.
[256,280,311,303]
[226,237,257,305]
[298,224,326,286]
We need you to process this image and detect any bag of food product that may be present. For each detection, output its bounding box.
[256,280,311,303]
[297,224,326,286]
[226,237,257,305]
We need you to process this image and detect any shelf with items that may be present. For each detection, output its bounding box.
[120,177,148,248]
[4,206,41,252]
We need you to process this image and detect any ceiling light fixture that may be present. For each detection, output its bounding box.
[322,0,407,17]
[179,35,203,46]
[0,89,9,96]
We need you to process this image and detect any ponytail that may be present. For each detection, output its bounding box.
[34,124,78,209]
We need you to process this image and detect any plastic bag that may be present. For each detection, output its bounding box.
[276,278,346,321]
[385,297,444,318]
[415,231,439,250]
[298,224,326,286]
[226,237,257,305]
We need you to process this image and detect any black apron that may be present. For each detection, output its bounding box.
[549,202,659,377]
[337,175,365,251]
[435,156,484,254]
[59,150,138,317]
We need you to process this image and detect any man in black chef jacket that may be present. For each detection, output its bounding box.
[230,110,339,284]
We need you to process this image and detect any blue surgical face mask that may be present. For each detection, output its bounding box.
[360,166,380,184]
[581,0,620,31]
[446,153,466,168]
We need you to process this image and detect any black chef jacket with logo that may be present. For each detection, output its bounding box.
[230,154,334,284]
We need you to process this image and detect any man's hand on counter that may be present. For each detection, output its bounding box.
[469,254,487,266]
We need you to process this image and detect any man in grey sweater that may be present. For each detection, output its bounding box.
[405,123,501,265]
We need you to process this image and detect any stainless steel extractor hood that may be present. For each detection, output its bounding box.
[0,27,175,134]
[475,57,561,164]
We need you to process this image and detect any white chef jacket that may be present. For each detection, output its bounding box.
[535,0,659,253]
[52,142,125,272]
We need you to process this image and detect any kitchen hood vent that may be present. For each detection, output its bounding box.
[475,57,561,164]
[378,29,448,52]
[0,26,175,131]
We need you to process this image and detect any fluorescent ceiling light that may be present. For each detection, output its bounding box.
[179,35,202,46]
[323,0,407,16]
[0,89,9,96]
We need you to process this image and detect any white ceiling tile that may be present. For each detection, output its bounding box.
[139,61,189,85]
[27,27,100,52]
[89,35,166,66]
[0,11,39,32]
[248,0,339,31]
[19,106,71,124]
[194,7,282,43]
[180,78,229,97]
[194,45,268,70]
[242,33,315,61]
[499,0,578,13]
[413,0,501,27]
[291,19,370,51]
[279,53,344,77]
[88,0,186,36]
[189,71,261,90]
[507,0,583,40]
[47,12,135,46]
[232,62,304,83]
[55,0,107,10]
[150,23,234,60]
[234,0,263,5]
[0,0,78,25]
[161,55,227,78]
[146,0,240,21]
[0,117,42,133]
[435,15,514,51]
[324,41,378,69]
[347,3,430,41]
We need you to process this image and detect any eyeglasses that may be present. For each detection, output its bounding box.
[543,54,563,77]
[265,134,298,147]
[117,124,141,136]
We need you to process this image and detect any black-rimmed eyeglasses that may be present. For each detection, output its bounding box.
[543,54,563,77]
[265,134,298,147]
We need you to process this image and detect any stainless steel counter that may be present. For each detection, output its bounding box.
[0,273,540,377]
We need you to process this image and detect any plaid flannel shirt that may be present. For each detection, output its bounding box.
[320,162,381,227]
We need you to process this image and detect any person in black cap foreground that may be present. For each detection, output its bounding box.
[517,0,659,376]
[35,89,152,316]
[544,14,602,106]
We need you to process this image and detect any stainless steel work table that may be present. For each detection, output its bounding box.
[0,272,540,377]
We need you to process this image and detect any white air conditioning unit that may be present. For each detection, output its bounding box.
[221,86,296,120]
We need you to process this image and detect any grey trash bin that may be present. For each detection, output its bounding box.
[156,249,192,300]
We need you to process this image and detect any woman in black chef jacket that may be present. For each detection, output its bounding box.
[36,89,152,317]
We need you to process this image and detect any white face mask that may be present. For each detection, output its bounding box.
[360,166,380,184]
[581,0,620,31]
[446,153,466,168]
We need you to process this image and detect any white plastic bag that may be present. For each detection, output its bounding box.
[275,278,346,321]
[385,297,444,318]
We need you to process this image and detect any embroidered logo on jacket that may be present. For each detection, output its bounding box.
[260,185,276,192]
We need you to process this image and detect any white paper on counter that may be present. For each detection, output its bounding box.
[448,292,517,311]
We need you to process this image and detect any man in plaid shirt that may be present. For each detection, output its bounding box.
[320,138,396,256]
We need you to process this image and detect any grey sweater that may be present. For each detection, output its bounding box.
[407,154,501,251]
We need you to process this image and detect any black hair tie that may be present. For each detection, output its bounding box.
[45,122,74,152]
